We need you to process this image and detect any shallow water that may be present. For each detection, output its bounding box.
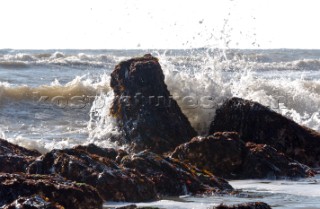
[104,175,320,209]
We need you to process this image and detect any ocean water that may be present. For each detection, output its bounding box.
[1,48,320,208]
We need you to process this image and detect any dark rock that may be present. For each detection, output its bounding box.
[171,132,314,179]
[209,97,320,167]
[121,150,233,196]
[213,202,271,209]
[0,155,37,173]
[2,195,64,209]
[0,138,40,157]
[241,142,315,179]
[0,138,41,173]
[74,143,122,160]
[0,173,102,209]
[110,54,197,154]
[27,147,157,202]
[171,132,245,179]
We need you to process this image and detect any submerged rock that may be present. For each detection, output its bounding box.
[121,150,233,196]
[209,97,320,167]
[213,202,271,209]
[0,173,102,209]
[0,138,40,173]
[110,54,197,154]
[171,132,314,179]
[27,146,157,202]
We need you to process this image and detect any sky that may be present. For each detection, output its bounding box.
[0,0,320,49]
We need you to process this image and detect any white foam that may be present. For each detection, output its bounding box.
[86,91,124,149]
[158,51,320,134]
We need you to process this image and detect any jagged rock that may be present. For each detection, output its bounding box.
[213,202,271,209]
[0,173,102,209]
[0,138,41,173]
[2,195,64,209]
[110,54,197,154]
[121,150,233,196]
[27,146,157,202]
[171,132,314,179]
[209,97,320,167]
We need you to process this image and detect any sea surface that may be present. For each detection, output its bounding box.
[0,48,320,208]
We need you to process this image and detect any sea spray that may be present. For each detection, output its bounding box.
[158,50,320,134]
[87,91,123,149]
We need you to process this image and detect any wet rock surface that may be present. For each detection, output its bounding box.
[0,173,102,209]
[171,132,314,179]
[171,132,245,179]
[121,150,233,196]
[0,138,41,173]
[27,145,157,202]
[213,202,272,209]
[110,54,197,154]
[242,142,315,179]
[209,97,320,167]
[2,195,64,209]
[27,144,232,201]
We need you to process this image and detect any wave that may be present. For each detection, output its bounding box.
[0,74,111,103]
[0,52,121,69]
[2,50,320,72]
[158,53,320,134]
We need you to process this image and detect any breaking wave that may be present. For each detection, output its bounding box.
[1,49,320,151]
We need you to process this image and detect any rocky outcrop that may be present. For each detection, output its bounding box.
[110,54,197,154]
[27,144,232,200]
[0,138,40,173]
[213,202,271,209]
[27,146,157,202]
[171,132,314,179]
[209,97,320,167]
[0,173,102,209]
[121,150,233,196]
